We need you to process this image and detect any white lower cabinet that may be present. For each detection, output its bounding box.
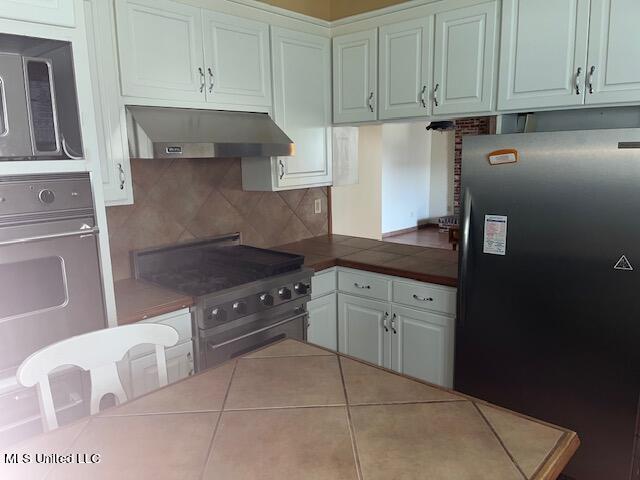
[390,305,454,388]
[338,293,389,367]
[307,293,337,351]
[125,309,194,399]
[129,342,194,398]
[331,268,455,387]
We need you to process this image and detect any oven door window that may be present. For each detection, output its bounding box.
[0,256,67,320]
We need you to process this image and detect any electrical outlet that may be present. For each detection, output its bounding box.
[314,198,322,214]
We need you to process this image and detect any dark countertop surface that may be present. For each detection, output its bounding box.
[114,278,195,326]
[113,235,458,324]
[275,234,458,287]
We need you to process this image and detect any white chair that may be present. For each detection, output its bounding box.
[17,324,179,432]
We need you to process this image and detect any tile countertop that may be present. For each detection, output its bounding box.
[1,339,579,480]
[113,278,194,325]
[275,234,458,287]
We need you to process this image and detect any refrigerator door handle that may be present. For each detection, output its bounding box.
[458,188,472,328]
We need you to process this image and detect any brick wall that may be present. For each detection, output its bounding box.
[453,117,493,214]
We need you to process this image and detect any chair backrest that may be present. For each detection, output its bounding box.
[17,323,179,432]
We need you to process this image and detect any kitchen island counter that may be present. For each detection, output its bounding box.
[276,234,458,287]
[2,339,578,480]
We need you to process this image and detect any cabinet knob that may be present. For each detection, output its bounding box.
[575,67,582,95]
[588,65,596,94]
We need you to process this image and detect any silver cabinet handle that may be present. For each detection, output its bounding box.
[198,67,205,92]
[433,83,439,107]
[588,65,596,94]
[117,162,125,190]
[278,159,285,179]
[187,351,194,376]
[575,67,582,95]
[391,313,397,334]
[208,67,214,93]
[412,294,434,302]
[382,312,389,332]
[353,282,371,289]
[367,91,374,112]
[420,85,427,108]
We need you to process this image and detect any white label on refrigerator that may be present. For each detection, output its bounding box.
[483,215,508,255]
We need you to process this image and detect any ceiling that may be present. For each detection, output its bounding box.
[258,0,412,21]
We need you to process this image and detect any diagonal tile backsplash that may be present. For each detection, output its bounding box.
[106,158,328,281]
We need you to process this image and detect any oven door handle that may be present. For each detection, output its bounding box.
[0,227,99,247]
[207,311,308,351]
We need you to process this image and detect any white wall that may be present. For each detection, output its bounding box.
[331,125,383,240]
[428,129,455,220]
[381,122,431,234]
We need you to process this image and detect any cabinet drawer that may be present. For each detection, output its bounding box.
[128,309,192,359]
[392,280,456,315]
[311,268,336,299]
[338,270,391,301]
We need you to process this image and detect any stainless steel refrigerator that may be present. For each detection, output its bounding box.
[456,128,640,480]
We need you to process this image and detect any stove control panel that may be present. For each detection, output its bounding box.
[200,274,312,330]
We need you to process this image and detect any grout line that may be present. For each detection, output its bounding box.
[349,399,468,407]
[99,409,223,418]
[337,356,364,480]
[529,431,568,480]
[42,417,93,479]
[198,359,238,480]
[223,403,347,412]
[472,402,528,480]
[241,353,335,360]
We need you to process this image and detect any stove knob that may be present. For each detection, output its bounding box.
[38,189,55,204]
[294,282,310,295]
[259,293,274,306]
[208,307,227,322]
[233,301,247,314]
[278,287,291,300]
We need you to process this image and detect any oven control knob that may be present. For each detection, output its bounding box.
[38,189,55,204]
[294,282,310,295]
[259,293,274,306]
[233,301,247,314]
[208,307,227,322]
[278,287,291,300]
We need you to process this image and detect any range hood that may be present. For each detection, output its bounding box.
[126,106,294,159]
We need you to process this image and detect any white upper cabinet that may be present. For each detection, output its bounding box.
[585,0,640,105]
[498,0,590,110]
[115,0,206,102]
[433,1,497,115]
[271,27,332,189]
[0,0,75,27]
[202,11,272,107]
[379,17,433,120]
[333,29,378,123]
[85,0,133,206]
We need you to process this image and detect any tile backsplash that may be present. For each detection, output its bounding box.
[106,158,328,281]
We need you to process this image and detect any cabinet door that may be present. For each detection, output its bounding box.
[115,0,205,102]
[338,293,389,367]
[130,342,194,399]
[84,0,133,206]
[0,0,74,27]
[497,0,590,110]
[272,28,332,189]
[333,29,378,123]
[379,17,433,120]
[586,0,640,105]
[307,293,337,351]
[202,11,271,107]
[433,2,497,115]
[390,305,453,388]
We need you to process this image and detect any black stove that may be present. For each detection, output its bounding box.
[133,234,313,372]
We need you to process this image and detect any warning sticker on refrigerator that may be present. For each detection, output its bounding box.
[483,215,508,256]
